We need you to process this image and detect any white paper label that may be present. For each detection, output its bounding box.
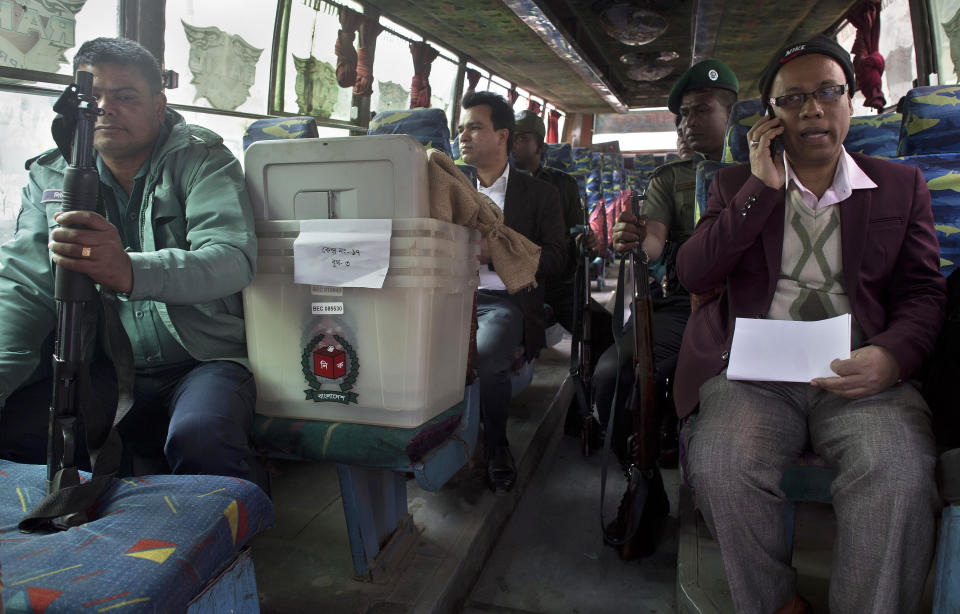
[293,219,392,288]
[311,302,345,315]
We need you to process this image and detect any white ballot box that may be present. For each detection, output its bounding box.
[243,137,479,427]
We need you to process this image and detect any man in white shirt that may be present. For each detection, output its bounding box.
[675,36,946,613]
[457,91,567,493]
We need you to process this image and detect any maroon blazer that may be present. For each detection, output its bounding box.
[673,153,947,418]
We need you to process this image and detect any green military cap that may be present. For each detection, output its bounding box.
[514,110,545,140]
[667,59,739,114]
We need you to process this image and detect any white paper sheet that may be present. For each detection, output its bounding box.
[293,219,392,288]
[726,314,851,382]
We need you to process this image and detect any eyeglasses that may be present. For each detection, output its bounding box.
[769,84,847,110]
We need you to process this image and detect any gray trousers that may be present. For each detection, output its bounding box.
[686,374,940,614]
[476,291,524,452]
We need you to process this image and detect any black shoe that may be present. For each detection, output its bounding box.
[487,445,516,494]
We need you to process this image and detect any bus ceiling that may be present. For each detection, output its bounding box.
[361,0,862,113]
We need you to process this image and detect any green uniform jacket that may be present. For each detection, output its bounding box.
[642,154,702,246]
[0,109,257,405]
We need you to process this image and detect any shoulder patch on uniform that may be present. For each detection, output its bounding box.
[40,189,65,204]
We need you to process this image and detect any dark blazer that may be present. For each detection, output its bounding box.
[498,166,567,358]
[673,153,947,418]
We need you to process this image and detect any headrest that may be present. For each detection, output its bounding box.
[898,85,960,156]
[722,98,764,164]
[243,117,318,150]
[845,111,901,158]
[368,108,452,157]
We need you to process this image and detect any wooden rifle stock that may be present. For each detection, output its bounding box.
[626,189,658,472]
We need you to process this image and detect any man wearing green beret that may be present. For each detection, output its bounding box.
[596,59,739,554]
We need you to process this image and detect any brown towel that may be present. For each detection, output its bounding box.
[427,149,540,293]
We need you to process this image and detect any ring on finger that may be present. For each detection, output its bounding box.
[750,140,760,148]
[81,246,92,258]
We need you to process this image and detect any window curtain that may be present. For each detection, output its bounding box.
[527,99,541,114]
[409,42,440,108]
[847,0,885,110]
[465,68,482,93]
[354,16,382,96]
[547,109,561,143]
[334,8,362,88]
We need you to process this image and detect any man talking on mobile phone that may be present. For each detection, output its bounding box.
[675,35,945,613]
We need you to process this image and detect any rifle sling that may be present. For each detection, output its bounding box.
[20,291,134,532]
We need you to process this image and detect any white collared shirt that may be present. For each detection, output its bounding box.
[783,147,877,211]
[477,163,510,290]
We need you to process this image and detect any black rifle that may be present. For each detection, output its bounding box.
[48,71,100,519]
[569,203,599,456]
[21,72,131,532]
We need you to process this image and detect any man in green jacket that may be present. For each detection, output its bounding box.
[0,37,264,489]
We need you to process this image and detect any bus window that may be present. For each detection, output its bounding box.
[930,0,960,85]
[282,0,363,121]
[835,0,917,113]
[163,0,274,115]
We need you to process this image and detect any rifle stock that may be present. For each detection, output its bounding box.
[627,189,658,472]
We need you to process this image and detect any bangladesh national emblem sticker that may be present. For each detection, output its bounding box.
[301,334,359,404]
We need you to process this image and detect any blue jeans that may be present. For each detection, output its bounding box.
[0,360,265,491]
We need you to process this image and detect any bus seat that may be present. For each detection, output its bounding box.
[242,116,318,151]
[887,154,960,276]
[0,461,273,613]
[845,111,901,158]
[252,383,479,579]
[544,143,573,171]
[721,98,764,164]
[693,159,732,226]
[897,85,960,157]
[368,107,453,158]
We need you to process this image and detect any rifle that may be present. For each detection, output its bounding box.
[47,71,100,527]
[569,203,600,456]
[21,72,131,532]
[600,187,667,559]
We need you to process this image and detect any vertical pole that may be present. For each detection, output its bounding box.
[351,7,380,135]
[449,57,466,137]
[270,0,293,115]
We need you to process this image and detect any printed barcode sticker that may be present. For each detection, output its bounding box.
[311,302,344,315]
[311,285,343,296]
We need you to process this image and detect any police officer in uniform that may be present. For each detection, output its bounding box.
[596,59,739,549]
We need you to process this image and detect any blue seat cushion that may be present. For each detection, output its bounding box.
[845,111,901,158]
[888,153,960,276]
[243,116,319,150]
[544,143,572,171]
[898,86,960,157]
[0,461,273,613]
[368,108,453,158]
[722,98,764,164]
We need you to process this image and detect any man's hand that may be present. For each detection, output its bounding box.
[612,209,647,254]
[810,345,901,399]
[575,229,599,256]
[49,210,133,294]
[477,237,492,265]
[745,111,786,191]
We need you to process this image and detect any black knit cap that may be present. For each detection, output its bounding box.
[758,35,856,106]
